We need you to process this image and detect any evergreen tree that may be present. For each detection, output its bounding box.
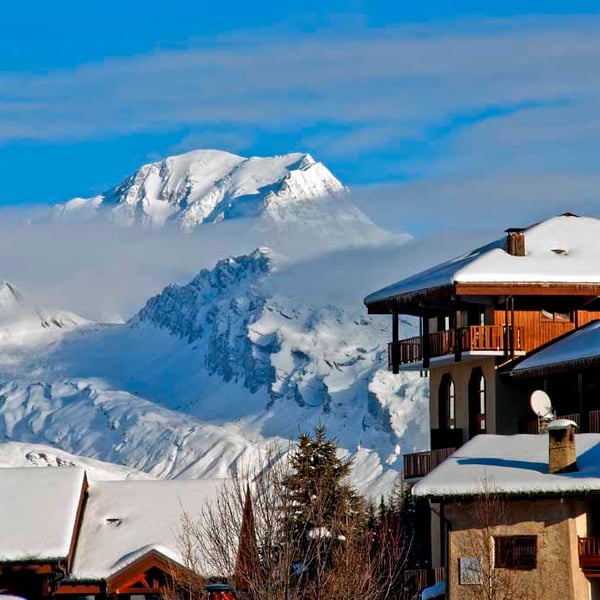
[282,425,362,593]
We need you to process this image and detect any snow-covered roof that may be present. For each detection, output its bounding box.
[412,433,600,499]
[0,467,86,562]
[70,478,225,581]
[366,214,600,306]
[507,320,600,376]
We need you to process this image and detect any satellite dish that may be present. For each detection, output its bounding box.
[530,390,554,420]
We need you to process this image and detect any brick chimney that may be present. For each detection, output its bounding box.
[505,227,526,256]
[547,419,578,474]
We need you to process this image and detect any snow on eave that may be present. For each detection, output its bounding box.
[363,235,504,309]
[365,214,600,310]
[0,467,87,564]
[412,433,600,500]
[70,478,226,580]
[505,320,600,378]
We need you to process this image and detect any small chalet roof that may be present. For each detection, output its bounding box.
[412,433,600,499]
[365,214,600,310]
[0,467,86,563]
[505,319,600,377]
[70,478,224,581]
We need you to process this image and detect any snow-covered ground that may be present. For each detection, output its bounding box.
[0,250,428,497]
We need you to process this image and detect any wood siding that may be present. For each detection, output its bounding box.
[392,310,600,366]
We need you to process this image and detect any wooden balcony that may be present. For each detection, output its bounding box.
[579,537,600,571]
[389,325,518,367]
[403,447,456,480]
[388,322,577,367]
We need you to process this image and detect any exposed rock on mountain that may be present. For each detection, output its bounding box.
[54,150,346,229]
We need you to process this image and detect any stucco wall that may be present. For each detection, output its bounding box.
[444,497,590,599]
[429,357,497,442]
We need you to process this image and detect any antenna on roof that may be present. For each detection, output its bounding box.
[530,390,555,432]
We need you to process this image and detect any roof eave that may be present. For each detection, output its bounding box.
[364,284,455,315]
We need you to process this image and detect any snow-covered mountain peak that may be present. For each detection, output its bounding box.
[0,280,90,341]
[53,149,346,229]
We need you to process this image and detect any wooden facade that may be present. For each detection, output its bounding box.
[365,216,600,483]
[389,309,600,369]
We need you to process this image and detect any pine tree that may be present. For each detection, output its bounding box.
[282,425,362,593]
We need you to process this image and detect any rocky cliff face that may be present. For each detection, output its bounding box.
[0,249,428,496]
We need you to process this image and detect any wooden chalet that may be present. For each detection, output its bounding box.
[364,213,600,479]
[0,469,225,600]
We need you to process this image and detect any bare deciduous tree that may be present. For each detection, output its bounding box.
[175,435,417,600]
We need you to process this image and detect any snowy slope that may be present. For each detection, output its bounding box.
[0,251,427,496]
[0,441,152,480]
[0,281,89,344]
[53,150,346,229]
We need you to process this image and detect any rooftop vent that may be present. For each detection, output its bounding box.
[550,248,568,255]
[105,517,122,526]
[505,227,526,257]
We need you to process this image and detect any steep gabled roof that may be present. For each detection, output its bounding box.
[0,467,86,563]
[365,214,600,311]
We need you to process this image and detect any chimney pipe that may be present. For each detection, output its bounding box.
[505,228,526,256]
[547,419,578,474]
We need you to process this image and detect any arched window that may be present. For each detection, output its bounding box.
[469,368,487,438]
[439,374,455,430]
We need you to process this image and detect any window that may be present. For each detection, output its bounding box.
[439,374,455,429]
[494,535,537,569]
[468,369,486,438]
[478,375,486,432]
[448,379,456,429]
[541,309,572,322]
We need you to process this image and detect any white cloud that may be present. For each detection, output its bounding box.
[2,16,600,154]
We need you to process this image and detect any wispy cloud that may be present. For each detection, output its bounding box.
[2,16,600,156]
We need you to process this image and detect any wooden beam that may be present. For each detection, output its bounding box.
[456,282,600,296]
[57,583,102,594]
[422,309,430,369]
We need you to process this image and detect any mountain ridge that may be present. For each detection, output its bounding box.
[0,249,427,496]
[53,149,346,229]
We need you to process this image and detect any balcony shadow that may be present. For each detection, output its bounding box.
[456,457,547,473]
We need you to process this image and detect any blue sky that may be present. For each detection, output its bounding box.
[2,0,600,220]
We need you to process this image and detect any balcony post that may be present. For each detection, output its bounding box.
[422,308,430,369]
[392,311,399,374]
[510,295,515,358]
[504,297,509,357]
[454,319,462,363]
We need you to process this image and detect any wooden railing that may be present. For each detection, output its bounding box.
[403,447,456,479]
[521,412,594,433]
[579,537,600,569]
[557,413,581,428]
[590,410,600,433]
[390,325,519,366]
[389,321,580,367]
